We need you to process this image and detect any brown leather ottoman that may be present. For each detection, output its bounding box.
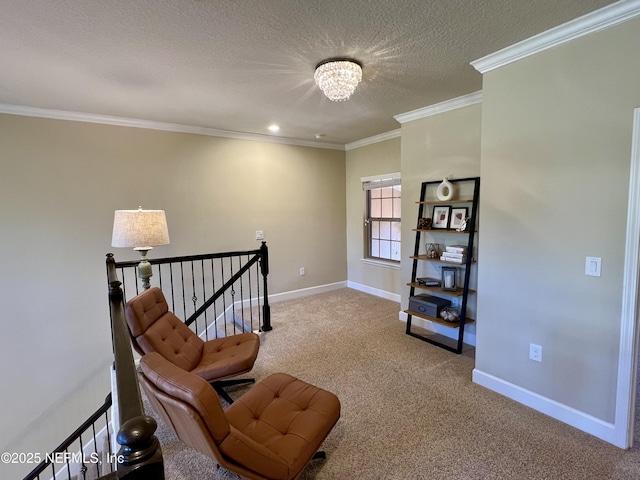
[139,351,340,480]
[222,373,341,479]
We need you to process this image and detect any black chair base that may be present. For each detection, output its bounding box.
[211,378,256,404]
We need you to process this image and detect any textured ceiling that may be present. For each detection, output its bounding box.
[0,0,617,146]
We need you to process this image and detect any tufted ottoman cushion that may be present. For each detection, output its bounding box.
[221,373,341,480]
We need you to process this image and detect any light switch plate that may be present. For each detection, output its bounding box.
[585,256,601,277]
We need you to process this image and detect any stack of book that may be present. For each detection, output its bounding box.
[440,245,468,264]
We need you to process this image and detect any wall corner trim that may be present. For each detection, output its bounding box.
[346,129,401,151]
[614,107,640,449]
[471,0,640,74]
[393,91,482,124]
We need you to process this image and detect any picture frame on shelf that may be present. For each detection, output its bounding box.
[450,207,468,230]
[432,206,451,229]
[441,266,457,291]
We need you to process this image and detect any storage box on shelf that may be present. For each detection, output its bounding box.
[405,177,480,354]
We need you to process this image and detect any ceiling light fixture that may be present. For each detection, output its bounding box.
[314,58,362,102]
[268,124,280,132]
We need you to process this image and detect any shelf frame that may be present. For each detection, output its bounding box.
[406,176,480,354]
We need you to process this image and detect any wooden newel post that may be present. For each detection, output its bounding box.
[116,416,164,479]
[259,241,272,331]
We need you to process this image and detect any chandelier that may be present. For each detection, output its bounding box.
[314,58,362,101]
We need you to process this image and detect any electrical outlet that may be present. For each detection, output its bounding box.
[255,230,264,240]
[529,343,542,362]
[299,267,305,276]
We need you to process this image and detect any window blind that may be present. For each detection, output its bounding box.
[361,172,401,190]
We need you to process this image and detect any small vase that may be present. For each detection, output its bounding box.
[426,243,439,259]
[436,178,454,201]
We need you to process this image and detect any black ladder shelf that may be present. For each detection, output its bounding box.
[405,176,480,354]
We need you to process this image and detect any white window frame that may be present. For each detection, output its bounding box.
[362,173,401,266]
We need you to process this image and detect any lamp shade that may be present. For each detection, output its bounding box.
[111,208,170,248]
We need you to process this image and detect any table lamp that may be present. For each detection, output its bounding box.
[111,207,170,290]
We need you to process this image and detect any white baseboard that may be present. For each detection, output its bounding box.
[346,281,401,303]
[269,281,348,303]
[472,368,617,445]
[399,311,476,347]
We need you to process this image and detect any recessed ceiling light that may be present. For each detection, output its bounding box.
[268,124,280,132]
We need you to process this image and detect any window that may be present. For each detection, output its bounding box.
[363,174,401,262]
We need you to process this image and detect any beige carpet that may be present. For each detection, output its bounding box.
[147,288,640,479]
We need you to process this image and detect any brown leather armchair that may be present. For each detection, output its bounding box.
[125,287,260,403]
[139,351,341,480]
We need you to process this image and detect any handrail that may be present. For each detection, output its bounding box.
[113,246,265,267]
[106,254,164,479]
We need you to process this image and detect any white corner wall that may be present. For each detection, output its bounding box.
[474,15,640,445]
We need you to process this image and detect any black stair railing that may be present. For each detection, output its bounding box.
[22,244,269,480]
[22,394,115,480]
[112,241,271,336]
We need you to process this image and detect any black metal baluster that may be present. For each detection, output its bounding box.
[255,260,262,328]
[169,262,176,313]
[247,254,254,331]
[229,257,236,335]
[65,447,72,478]
[104,407,113,473]
[218,258,224,335]
[91,422,99,477]
[238,256,246,332]
[180,262,187,321]
[201,259,208,340]
[210,259,218,339]
[190,260,198,336]
[78,434,87,479]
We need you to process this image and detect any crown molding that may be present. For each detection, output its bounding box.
[471,0,640,74]
[345,129,401,151]
[393,91,482,124]
[0,103,346,151]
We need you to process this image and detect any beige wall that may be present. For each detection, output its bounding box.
[399,104,482,340]
[0,114,346,477]
[476,17,640,423]
[345,137,402,297]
